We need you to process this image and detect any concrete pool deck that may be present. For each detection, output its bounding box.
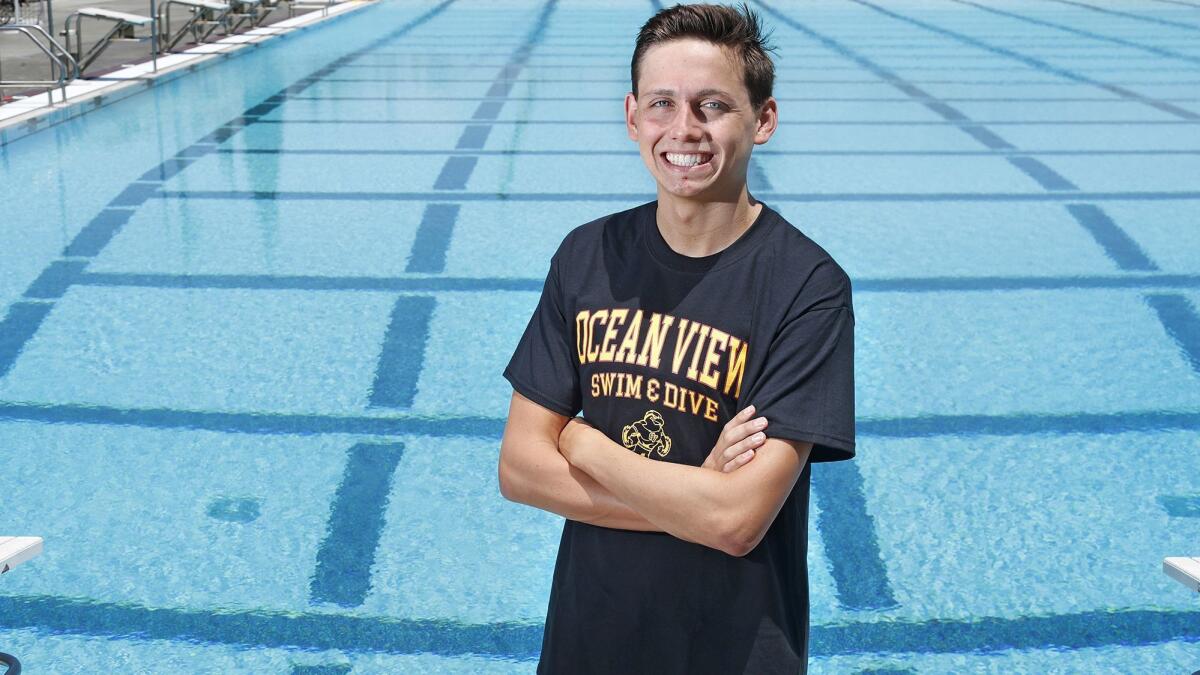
[0,0,320,79]
[0,0,372,146]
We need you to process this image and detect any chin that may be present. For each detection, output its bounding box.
[658,184,705,200]
[659,177,722,200]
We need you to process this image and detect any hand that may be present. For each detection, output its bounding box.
[701,405,768,473]
[558,416,597,464]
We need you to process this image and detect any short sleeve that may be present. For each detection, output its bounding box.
[502,254,582,418]
[746,273,855,463]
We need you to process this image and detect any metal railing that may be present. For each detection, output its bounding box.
[0,21,78,104]
[0,0,76,105]
[2,0,334,112]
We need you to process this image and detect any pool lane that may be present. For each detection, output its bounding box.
[2,0,1200,673]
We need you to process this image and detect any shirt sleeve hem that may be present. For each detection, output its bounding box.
[765,424,856,463]
[503,370,580,418]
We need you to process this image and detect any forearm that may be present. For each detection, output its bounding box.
[564,425,733,552]
[503,439,671,533]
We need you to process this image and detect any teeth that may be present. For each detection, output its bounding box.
[665,152,709,167]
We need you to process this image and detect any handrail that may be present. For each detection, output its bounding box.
[0,22,78,104]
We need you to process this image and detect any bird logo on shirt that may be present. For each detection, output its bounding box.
[621,410,672,458]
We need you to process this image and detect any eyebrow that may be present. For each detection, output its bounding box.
[646,88,735,99]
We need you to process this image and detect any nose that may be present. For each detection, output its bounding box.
[669,103,703,142]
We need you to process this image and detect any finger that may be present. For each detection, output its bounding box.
[723,433,757,461]
[733,417,768,441]
[723,432,765,462]
[723,449,755,472]
[722,415,751,446]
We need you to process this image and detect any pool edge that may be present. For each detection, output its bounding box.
[0,0,377,148]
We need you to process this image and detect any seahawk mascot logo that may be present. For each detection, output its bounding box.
[621,410,672,458]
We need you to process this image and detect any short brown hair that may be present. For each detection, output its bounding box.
[631,3,776,110]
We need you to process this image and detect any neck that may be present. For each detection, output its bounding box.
[654,186,762,258]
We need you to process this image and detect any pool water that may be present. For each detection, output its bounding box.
[2,0,1200,672]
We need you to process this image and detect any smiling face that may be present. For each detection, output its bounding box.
[626,38,777,203]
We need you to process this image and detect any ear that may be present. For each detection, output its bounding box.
[625,92,639,142]
[753,96,778,145]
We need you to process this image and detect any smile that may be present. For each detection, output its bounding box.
[663,152,713,168]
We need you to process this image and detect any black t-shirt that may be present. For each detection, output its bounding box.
[503,200,855,674]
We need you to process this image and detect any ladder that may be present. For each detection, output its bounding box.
[0,21,78,103]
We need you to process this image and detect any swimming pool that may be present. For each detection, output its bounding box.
[2,0,1200,671]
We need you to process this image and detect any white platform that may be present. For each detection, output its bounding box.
[0,536,42,574]
[1163,556,1200,593]
[76,7,155,25]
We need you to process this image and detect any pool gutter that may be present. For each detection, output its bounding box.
[0,0,374,147]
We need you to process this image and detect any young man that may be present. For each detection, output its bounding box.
[498,4,855,673]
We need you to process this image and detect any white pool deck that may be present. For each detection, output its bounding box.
[0,0,372,146]
[0,536,42,575]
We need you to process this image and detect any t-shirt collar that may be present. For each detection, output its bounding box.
[641,200,778,274]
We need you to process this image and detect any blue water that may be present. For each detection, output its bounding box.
[2,0,1200,672]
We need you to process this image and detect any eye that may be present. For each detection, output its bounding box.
[702,100,727,110]
[650,99,671,108]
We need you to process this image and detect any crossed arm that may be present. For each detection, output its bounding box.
[498,390,813,557]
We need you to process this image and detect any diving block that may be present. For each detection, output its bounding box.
[1164,556,1200,593]
[76,7,153,25]
[159,0,231,51]
[0,536,42,574]
[0,537,41,674]
[227,0,266,32]
[171,0,231,12]
[286,0,337,18]
[63,6,153,72]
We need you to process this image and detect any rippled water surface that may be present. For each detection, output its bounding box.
[2,0,1200,672]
